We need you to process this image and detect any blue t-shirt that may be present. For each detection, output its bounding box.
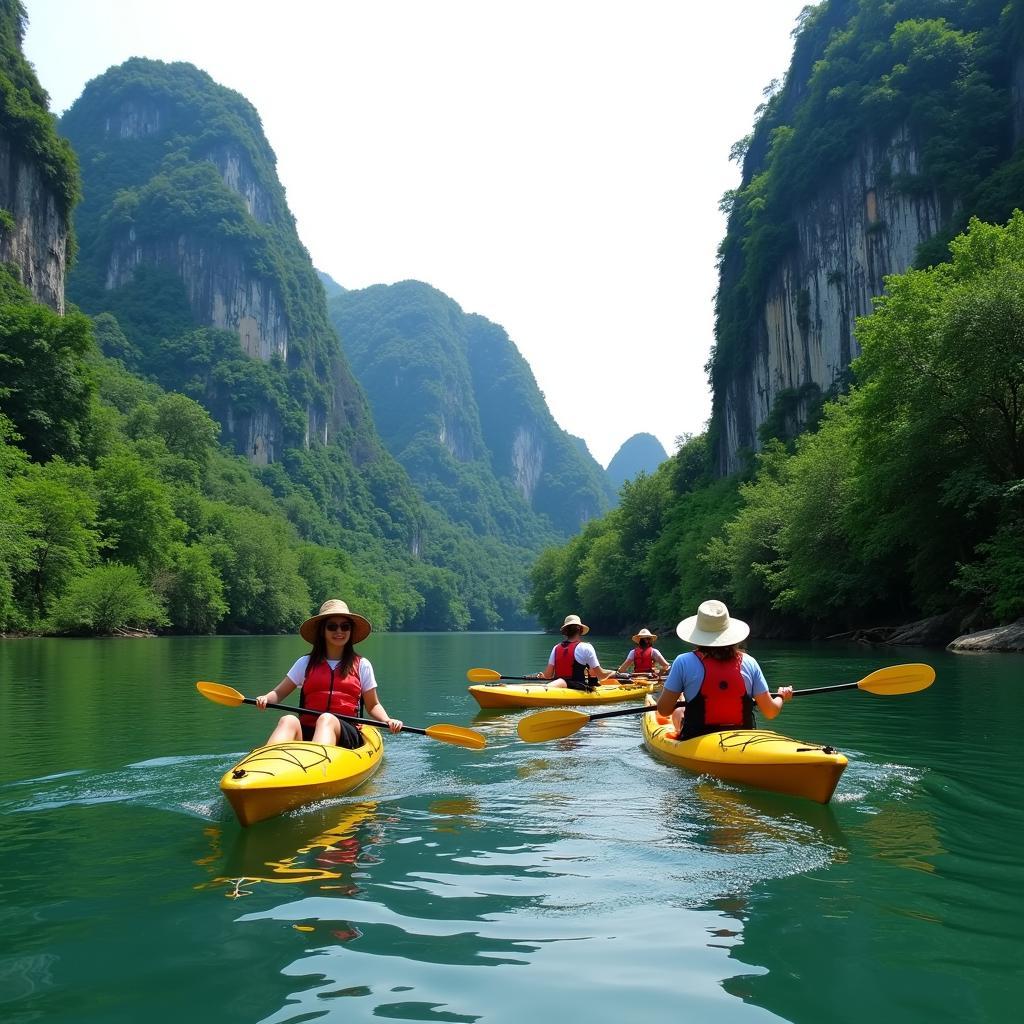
[663,651,769,702]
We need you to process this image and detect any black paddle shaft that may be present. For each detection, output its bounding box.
[792,682,859,697]
[247,697,425,736]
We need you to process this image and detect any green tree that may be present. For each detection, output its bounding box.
[12,461,100,619]
[0,304,95,462]
[202,503,309,632]
[49,563,167,634]
[155,542,227,633]
[0,413,31,629]
[95,451,184,573]
[852,211,1024,613]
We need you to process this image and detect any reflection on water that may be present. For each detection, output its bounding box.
[197,802,380,894]
[692,781,849,861]
[3,636,1023,1024]
[853,805,945,874]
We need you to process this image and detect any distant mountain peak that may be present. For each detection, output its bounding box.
[607,432,668,488]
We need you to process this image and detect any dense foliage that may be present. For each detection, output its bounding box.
[530,213,1024,634]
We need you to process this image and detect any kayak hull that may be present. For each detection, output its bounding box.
[641,696,847,804]
[470,680,659,709]
[219,731,384,826]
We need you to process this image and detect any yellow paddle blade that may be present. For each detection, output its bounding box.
[517,708,590,744]
[466,667,502,683]
[425,724,488,750]
[196,681,245,706]
[859,663,936,695]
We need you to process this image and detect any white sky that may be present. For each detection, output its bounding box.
[22,0,807,467]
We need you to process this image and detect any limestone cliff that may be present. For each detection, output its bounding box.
[0,134,69,310]
[717,128,952,475]
[712,2,1024,475]
[0,1,76,310]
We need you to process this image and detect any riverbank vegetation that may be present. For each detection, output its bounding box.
[0,271,536,635]
[529,213,1024,637]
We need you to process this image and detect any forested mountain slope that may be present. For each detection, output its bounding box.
[329,281,614,541]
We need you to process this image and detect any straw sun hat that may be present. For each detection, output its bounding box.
[560,614,590,636]
[675,600,749,647]
[300,599,372,645]
[632,628,658,644]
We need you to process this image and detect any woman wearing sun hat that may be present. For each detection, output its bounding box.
[529,614,615,691]
[255,599,403,746]
[617,628,671,676]
[655,600,792,738]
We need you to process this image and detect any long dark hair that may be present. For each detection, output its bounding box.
[561,625,584,642]
[637,638,651,649]
[305,620,357,678]
[696,643,743,662]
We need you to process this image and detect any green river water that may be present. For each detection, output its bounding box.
[1,632,1021,1023]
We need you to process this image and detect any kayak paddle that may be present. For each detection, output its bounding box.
[516,662,936,743]
[196,681,487,750]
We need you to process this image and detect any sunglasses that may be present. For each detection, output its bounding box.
[324,620,352,632]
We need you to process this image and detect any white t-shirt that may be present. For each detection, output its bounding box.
[547,640,600,669]
[287,655,377,693]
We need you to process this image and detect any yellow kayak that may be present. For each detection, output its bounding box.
[219,731,384,826]
[641,695,847,804]
[470,679,659,710]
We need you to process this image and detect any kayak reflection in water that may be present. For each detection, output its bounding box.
[254,599,404,746]
[618,627,671,677]
[657,600,793,738]
[528,613,616,691]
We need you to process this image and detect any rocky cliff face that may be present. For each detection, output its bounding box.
[61,60,374,468]
[717,127,949,475]
[99,98,289,365]
[713,12,1024,477]
[104,234,290,364]
[0,133,69,311]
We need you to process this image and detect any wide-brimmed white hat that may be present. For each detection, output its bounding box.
[300,599,372,645]
[632,628,658,644]
[560,614,590,636]
[675,600,749,647]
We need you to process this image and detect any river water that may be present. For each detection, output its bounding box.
[1,632,1020,1023]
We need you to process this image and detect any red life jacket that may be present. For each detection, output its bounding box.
[299,655,362,730]
[632,645,654,673]
[680,650,754,739]
[553,640,587,686]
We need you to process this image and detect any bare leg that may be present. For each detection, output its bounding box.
[311,713,342,745]
[671,707,685,737]
[547,679,567,688]
[266,714,303,744]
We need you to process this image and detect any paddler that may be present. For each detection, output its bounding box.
[255,599,403,745]
[528,614,616,691]
[657,600,792,737]
[617,627,671,676]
